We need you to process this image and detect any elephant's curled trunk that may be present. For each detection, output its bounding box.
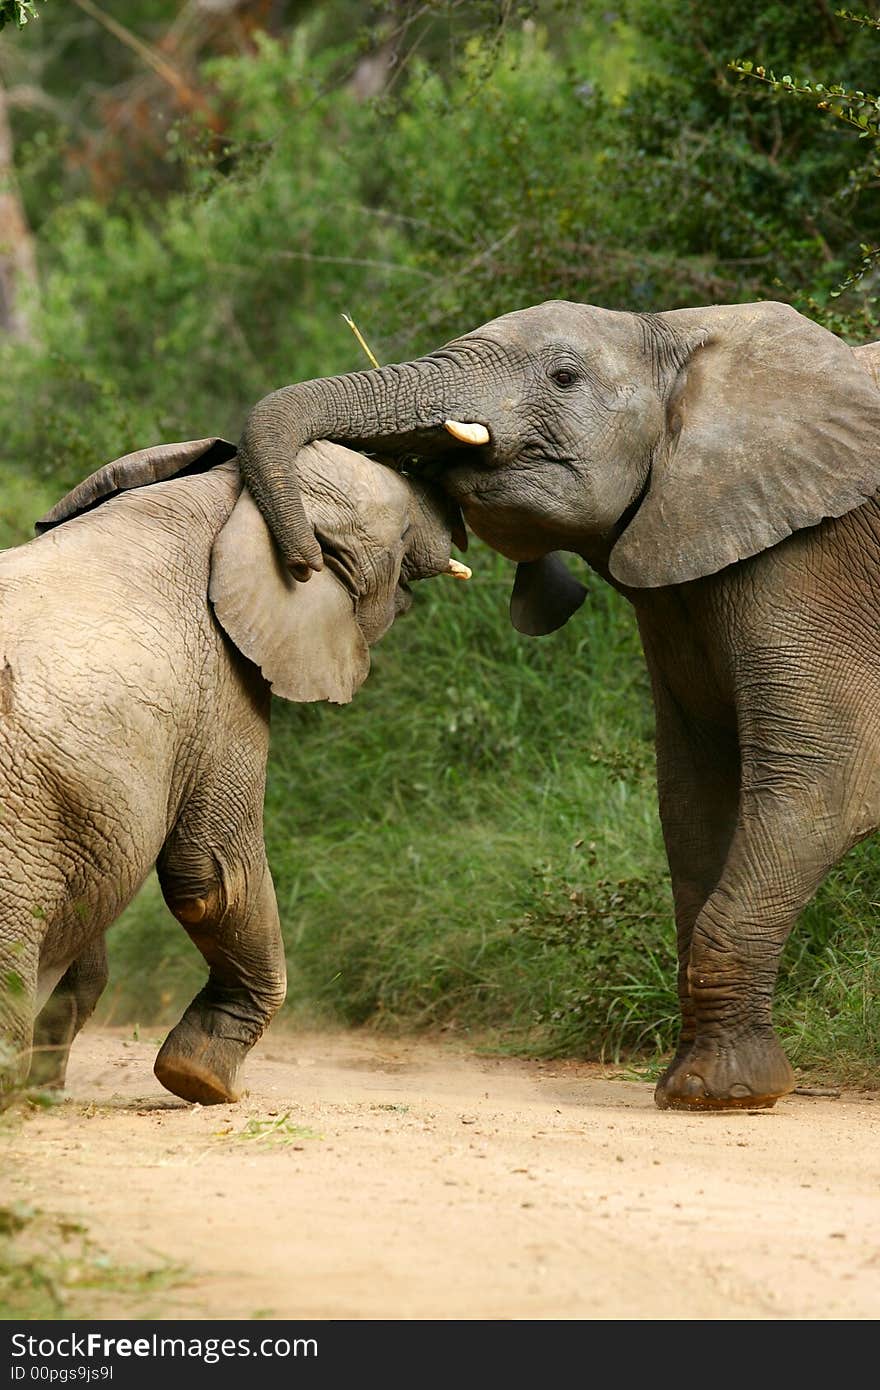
[238,354,483,578]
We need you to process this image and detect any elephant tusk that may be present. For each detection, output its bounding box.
[446,559,472,580]
[444,420,490,446]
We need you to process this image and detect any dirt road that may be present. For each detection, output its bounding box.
[2,1026,879,1320]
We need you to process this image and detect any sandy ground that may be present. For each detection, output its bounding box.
[2,1025,879,1321]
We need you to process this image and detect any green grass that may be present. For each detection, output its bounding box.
[104,553,668,1051]
[0,1200,181,1320]
[96,542,880,1085]
[778,862,880,1086]
[223,1112,323,1146]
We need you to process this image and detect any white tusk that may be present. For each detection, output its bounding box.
[446,559,472,580]
[444,420,490,446]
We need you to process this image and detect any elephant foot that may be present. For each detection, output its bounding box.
[26,1044,71,1091]
[654,1029,795,1112]
[153,1020,245,1105]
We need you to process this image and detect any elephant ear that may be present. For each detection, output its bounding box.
[609,302,880,588]
[36,437,238,533]
[209,489,369,704]
[510,553,588,636]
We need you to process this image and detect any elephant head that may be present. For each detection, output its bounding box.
[210,439,467,702]
[37,437,467,705]
[237,300,880,630]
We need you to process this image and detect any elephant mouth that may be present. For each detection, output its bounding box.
[348,428,493,473]
[325,412,492,466]
[323,418,495,545]
[394,580,415,617]
[377,424,495,498]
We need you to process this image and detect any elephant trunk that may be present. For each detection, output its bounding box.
[238,352,485,577]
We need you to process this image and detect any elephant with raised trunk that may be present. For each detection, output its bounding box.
[0,439,465,1105]
[235,298,880,1113]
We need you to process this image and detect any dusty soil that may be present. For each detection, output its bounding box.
[2,1025,879,1320]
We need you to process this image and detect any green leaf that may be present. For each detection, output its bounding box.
[0,0,45,31]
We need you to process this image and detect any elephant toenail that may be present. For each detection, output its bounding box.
[728,1083,752,1097]
[681,1074,707,1098]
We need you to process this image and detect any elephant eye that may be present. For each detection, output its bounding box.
[551,367,578,388]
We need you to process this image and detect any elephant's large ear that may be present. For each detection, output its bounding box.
[35,437,238,533]
[210,489,369,704]
[609,302,880,588]
[510,553,588,636]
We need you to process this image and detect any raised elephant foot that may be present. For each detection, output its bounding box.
[153,1020,245,1105]
[653,1030,795,1112]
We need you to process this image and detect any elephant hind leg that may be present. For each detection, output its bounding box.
[28,936,109,1090]
[154,833,286,1105]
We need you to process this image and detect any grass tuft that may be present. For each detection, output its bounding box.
[0,1203,181,1320]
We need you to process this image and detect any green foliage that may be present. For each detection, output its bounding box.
[730,64,880,139]
[777,849,880,1083]
[728,3,880,332]
[106,550,668,1060]
[0,1,44,31]
[8,4,880,480]
[229,1112,322,1145]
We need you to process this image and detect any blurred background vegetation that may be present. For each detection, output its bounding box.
[1,0,879,1081]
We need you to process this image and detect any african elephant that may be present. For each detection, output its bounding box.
[234,298,880,1113]
[0,438,465,1105]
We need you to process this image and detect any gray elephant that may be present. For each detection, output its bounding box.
[0,438,466,1105]
[234,298,880,1113]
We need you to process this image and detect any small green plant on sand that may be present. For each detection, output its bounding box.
[217,1111,322,1146]
[0,1203,181,1320]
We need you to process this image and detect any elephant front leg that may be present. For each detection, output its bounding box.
[650,690,740,1090]
[656,874,798,1112]
[29,936,109,1090]
[155,839,286,1105]
[654,763,852,1112]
